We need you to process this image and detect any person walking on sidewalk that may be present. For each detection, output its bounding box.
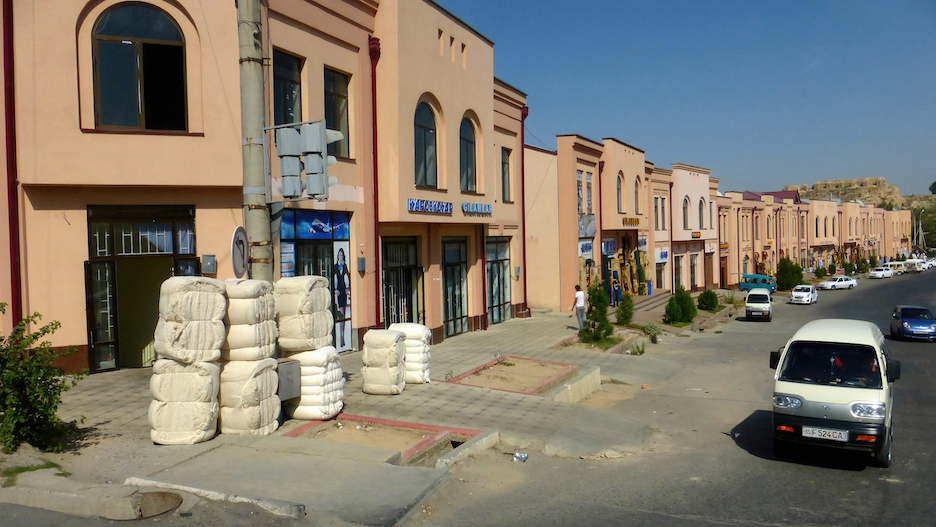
[574,285,586,330]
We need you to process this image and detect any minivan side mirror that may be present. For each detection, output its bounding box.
[769,349,781,369]
[888,360,901,382]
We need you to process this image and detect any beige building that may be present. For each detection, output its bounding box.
[670,164,719,291]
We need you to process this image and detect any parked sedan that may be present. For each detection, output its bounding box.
[817,275,857,290]
[869,267,894,279]
[789,284,818,304]
[890,305,936,341]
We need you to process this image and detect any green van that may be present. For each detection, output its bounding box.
[739,274,777,293]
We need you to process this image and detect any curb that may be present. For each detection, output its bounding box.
[123,477,306,519]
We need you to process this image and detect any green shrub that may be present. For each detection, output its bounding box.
[615,294,634,326]
[580,284,613,343]
[775,257,804,291]
[844,262,855,275]
[814,267,827,279]
[697,289,719,311]
[664,297,682,324]
[675,286,697,323]
[0,305,83,453]
[856,259,870,274]
[869,255,878,268]
[828,263,836,275]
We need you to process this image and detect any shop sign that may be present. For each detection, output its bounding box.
[638,235,648,251]
[579,240,593,259]
[719,243,729,249]
[407,198,453,214]
[655,248,669,263]
[622,217,640,227]
[461,202,492,215]
[280,242,295,277]
[602,238,616,255]
[691,231,701,239]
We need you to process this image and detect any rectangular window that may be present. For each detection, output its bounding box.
[661,198,666,230]
[577,170,584,214]
[654,197,659,230]
[586,172,593,214]
[501,148,512,202]
[324,68,350,158]
[273,50,302,126]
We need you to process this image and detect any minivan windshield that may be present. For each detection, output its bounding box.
[779,341,882,388]
[748,294,770,304]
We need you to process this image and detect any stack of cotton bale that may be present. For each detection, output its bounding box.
[283,346,345,420]
[275,276,344,420]
[150,277,226,445]
[388,323,431,384]
[218,279,280,435]
[361,329,406,395]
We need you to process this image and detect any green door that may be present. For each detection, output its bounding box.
[115,256,173,368]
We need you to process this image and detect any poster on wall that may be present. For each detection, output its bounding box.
[280,243,295,277]
[332,240,352,352]
[638,235,648,251]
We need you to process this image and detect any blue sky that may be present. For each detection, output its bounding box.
[435,0,936,196]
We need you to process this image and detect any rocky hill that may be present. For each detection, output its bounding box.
[783,177,906,207]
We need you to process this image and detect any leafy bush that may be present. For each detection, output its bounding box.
[614,294,634,326]
[579,284,613,343]
[869,255,878,268]
[697,289,719,311]
[856,259,870,274]
[814,267,827,279]
[664,297,682,324]
[675,286,697,323]
[828,263,836,276]
[0,305,82,453]
[775,257,803,291]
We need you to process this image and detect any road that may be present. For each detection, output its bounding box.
[404,270,936,527]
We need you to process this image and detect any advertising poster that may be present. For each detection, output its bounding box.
[332,240,352,351]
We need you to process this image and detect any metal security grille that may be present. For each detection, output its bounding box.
[486,238,511,324]
[382,238,424,326]
[442,238,468,337]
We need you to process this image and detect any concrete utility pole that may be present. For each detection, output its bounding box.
[238,0,273,282]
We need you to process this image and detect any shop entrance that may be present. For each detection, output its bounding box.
[442,237,468,337]
[382,237,425,327]
[486,237,511,324]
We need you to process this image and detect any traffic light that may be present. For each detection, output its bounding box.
[300,122,343,201]
[273,120,344,201]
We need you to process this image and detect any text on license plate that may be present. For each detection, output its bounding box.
[802,426,848,442]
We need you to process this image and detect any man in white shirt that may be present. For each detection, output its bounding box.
[574,285,586,330]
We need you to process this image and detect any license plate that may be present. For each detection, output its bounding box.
[802,426,848,442]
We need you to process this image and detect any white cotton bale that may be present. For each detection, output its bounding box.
[363,329,406,349]
[361,381,405,396]
[291,390,343,407]
[405,370,431,385]
[158,277,227,322]
[148,400,219,433]
[277,335,333,353]
[220,343,276,361]
[284,400,343,420]
[274,276,330,315]
[223,320,278,350]
[224,278,273,299]
[404,342,429,354]
[219,395,280,431]
[299,368,344,387]
[287,346,339,368]
[224,296,275,325]
[219,358,278,408]
[151,428,217,445]
[404,352,430,364]
[150,360,220,403]
[154,318,225,362]
[387,323,431,343]
[277,311,334,340]
[298,378,345,395]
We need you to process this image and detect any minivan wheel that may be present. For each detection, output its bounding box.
[875,427,893,468]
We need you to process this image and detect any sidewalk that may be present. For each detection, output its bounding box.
[0,296,720,525]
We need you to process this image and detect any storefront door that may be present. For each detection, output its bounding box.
[382,237,424,326]
[486,237,511,324]
[442,237,468,337]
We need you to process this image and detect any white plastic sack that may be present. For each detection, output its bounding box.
[287,346,339,368]
[158,277,226,322]
[148,400,219,433]
[278,311,334,340]
[219,395,280,431]
[150,360,220,403]
[223,320,278,350]
[219,358,278,408]
[284,400,343,420]
[278,335,333,353]
[225,296,275,326]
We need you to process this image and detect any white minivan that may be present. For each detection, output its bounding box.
[769,319,901,467]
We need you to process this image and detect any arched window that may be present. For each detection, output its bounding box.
[831,217,835,236]
[93,3,186,130]
[816,217,819,238]
[634,179,640,214]
[414,103,437,187]
[459,118,476,192]
[616,175,623,213]
[849,218,852,236]
[698,199,705,229]
[824,218,828,237]
[683,198,690,229]
[767,216,772,238]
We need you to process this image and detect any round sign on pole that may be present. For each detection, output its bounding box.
[232,226,248,278]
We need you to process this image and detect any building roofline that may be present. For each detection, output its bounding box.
[601,137,645,154]
[524,144,557,155]
[494,76,527,97]
[557,133,603,148]
[425,0,494,46]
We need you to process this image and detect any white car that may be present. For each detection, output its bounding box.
[869,267,893,279]
[789,284,818,304]
[817,275,857,290]
[745,288,773,322]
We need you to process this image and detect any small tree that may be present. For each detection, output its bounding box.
[869,255,878,268]
[814,267,827,279]
[614,294,635,326]
[0,305,82,453]
[930,181,936,194]
[664,297,682,324]
[580,283,613,343]
[697,289,719,311]
[775,257,803,291]
[828,263,836,275]
[675,286,697,323]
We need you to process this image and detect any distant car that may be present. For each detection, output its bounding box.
[745,288,773,322]
[817,276,857,290]
[869,267,893,279]
[889,305,936,341]
[739,274,777,293]
[789,285,818,304]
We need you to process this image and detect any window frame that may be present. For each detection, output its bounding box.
[273,49,303,127]
[414,102,438,188]
[324,67,350,158]
[501,147,512,203]
[459,117,477,192]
